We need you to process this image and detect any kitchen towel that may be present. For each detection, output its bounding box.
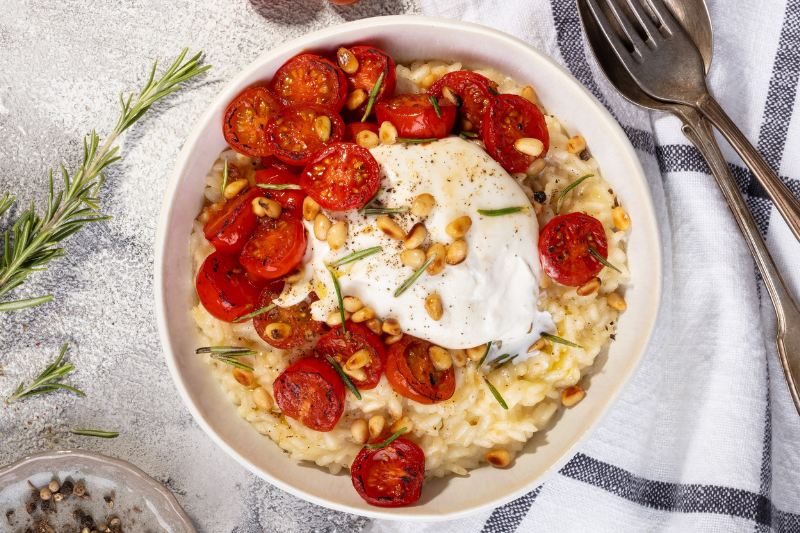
[366,0,800,532]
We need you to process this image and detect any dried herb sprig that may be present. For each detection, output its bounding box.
[430,95,442,118]
[363,207,409,215]
[396,137,438,144]
[361,72,385,122]
[540,332,584,349]
[69,429,119,438]
[588,247,621,273]
[488,353,518,373]
[556,174,594,214]
[394,253,436,297]
[358,188,384,213]
[233,304,276,323]
[5,344,85,404]
[220,160,228,196]
[458,131,478,139]
[256,183,302,191]
[329,246,382,267]
[325,354,361,400]
[196,346,256,371]
[365,427,407,449]
[483,377,508,410]
[326,264,347,335]
[476,341,493,369]
[477,206,528,217]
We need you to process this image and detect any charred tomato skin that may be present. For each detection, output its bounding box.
[223,86,282,157]
[266,104,345,166]
[203,188,261,255]
[299,142,381,211]
[316,321,386,389]
[195,251,266,322]
[351,437,425,507]
[538,212,609,286]
[253,288,327,350]
[239,212,307,279]
[385,334,455,404]
[273,357,345,432]
[271,54,348,112]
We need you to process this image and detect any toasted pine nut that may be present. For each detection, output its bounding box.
[326,310,352,327]
[613,206,631,230]
[356,130,379,149]
[428,345,452,371]
[351,307,376,323]
[223,179,248,199]
[379,121,397,145]
[351,418,368,444]
[451,349,468,367]
[346,89,368,111]
[561,385,586,407]
[403,223,427,249]
[390,416,413,434]
[327,221,348,250]
[446,239,468,265]
[253,387,274,411]
[566,135,587,154]
[314,213,331,241]
[528,337,547,353]
[527,158,547,176]
[337,47,359,74]
[411,193,435,217]
[343,296,363,313]
[365,318,383,335]
[284,265,304,284]
[514,138,544,157]
[303,196,320,221]
[264,322,292,341]
[441,86,463,107]
[445,216,472,238]
[425,293,443,321]
[253,197,281,219]
[369,415,385,439]
[377,215,405,240]
[233,368,254,387]
[540,275,550,289]
[460,117,474,132]
[343,366,367,382]
[521,85,538,104]
[577,277,601,296]
[382,318,401,336]
[251,197,269,217]
[314,115,332,142]
[400,248,426,269]
[384,333,403,345]
[607,292,627,311]
[485,450,511,468]
[346,349,371,371]
[466,344,488,361]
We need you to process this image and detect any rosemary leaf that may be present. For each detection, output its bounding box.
[541,332,584,349]
[489,354,519,373]
[0,295,53,312]
[221,160,228,196]
[326,264,347,335]
[363,207,409,215]
[0,193,14,218]
[477,206,529,217]
[430,95,442,118]
[483,377,508,409]
[5,343,85,404]
[588,246,621,273]
[233,304,276,323]
[325,354,362,400]
[358,188,384,213]
[394,253,436,297]
[396,137,438,144]
[477,341,493,368]
[365,427,407,449]
[458,131,478,138]
[196,346,257,354]
[256,183,302,191]
[556,174,594,214]
[69,429,119,438]
[361,71,385,122]
[214,357,254,371]
[329,246,382,267]
[488,86,500,96]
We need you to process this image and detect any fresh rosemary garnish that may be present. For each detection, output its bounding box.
[365,427,407,449]
[488,353,518,373]
[325,354,361,400]
[556,174,594,214]
[69,429,119,438]
[326,264,347,335]
[430,95,442,118]
[256,183,302,191]
[0,48,210,312]
[488,86,501,96]
[358,188,384,213]
[540,332,584,349]
[458,131,478,138]
[477,206,529,216]
[394,253,436,297]
[5,344,85,404]
[196,346,257,371]
[483,377,508,409]
[477,341,493,368]
[363,207,409,215]
[588,246,621,273]
[233,304,276,323]
[361,71,385,122]
[220,160,228,197]
[329,246,383,267]
[396,137,438,144]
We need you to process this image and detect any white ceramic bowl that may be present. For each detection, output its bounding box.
[155,15,662,521]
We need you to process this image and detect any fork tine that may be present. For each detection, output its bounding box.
[644,0,682,35]
[602,0,649,54]
[624,0,659,41]
[584,0,644,62]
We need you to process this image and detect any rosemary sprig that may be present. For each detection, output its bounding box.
[394,253,436,297]
[0,48,210,312]
[540,332,584,349]
[256,183,302,191]
[476,341,493,369]
[326,264,347,335]
[458,131,478,138]
[233,304,276,323]
[365,427,407,449]
[329,246,382,267]
[483,377,508,409]
[488,86,501,96]
[477,206,529,217]
[5,344,85,404]
[363,207,409,215]
[0,193,14,217]
[588,246,621,273]
[488,353,518,373]
[430,95,442,118]
[325,354,361,400]
[220,160,228,196]
[69,429,119,438]
[358,188,384,213]
[556,174,594,214]
[397,137,438,144]
[361,72,385,122]
[196,346,256,371]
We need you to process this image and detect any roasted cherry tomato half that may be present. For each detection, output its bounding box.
[375,94,456,139]
[239,212,307,279]
[271,54,348,112]
[203,188,261,255]
[483,94,550,173]
[274,357,345,432]
[344,46,397,117]
[385,335,455,404]
[266,104,345,166]
[316,321,386,390]
[254,168,307,219]
[299,142,381,211]
[427,71,499,136]
[261,155,302,176]
[223,86,283,157]
[342,121,380,143]
[538,212,609,287]
[195,251,267,322]
[351,437,425,507]
[254,289,327,350]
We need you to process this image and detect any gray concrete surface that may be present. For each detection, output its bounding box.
[0,0,420,531]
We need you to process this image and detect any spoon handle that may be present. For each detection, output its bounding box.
[680,106,800,416]
[697,94,800,243]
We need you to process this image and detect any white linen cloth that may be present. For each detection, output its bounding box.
[367,0,800,531]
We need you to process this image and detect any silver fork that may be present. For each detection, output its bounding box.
[585,0,800,243]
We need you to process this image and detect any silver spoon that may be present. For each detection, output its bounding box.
[577,0,800,416]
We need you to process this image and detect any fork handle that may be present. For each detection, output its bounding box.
[680,106,800,417]
[697,94,800,243]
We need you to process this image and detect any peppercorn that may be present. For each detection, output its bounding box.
[30,490,40,502]
[73,509,84,521]
[25,502,36,515]
[40,499,51,512]
[533,190,547,203]
[80,514,95,529]
[61,480,74,497]
[73,483,85,497]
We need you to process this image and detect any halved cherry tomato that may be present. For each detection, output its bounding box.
[254,168,307,219]
[261,155,302,176]
[345,46,397,117]
[239,212,307,279]
[538,212,609,287]
[203,188,261,255]
[427,71,498,136]
[343,121,380,143]
[385,335,455,404]
[254,289,327,350]
[483,94,550,173]
[195,251,267,322]
[375,94,456,139]
[223,87,282,157]
[274,357,345,432]
[351,437,425,507]
[271,54,347,112]
[299,142,380,211]
[316,321,386,390]
[267,104,345,166]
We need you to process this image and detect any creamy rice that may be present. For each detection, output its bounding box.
[188,61,630,478]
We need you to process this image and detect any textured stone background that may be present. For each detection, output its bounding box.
[0,0,419,531]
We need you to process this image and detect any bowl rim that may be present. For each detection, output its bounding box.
[154,14,663,521]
